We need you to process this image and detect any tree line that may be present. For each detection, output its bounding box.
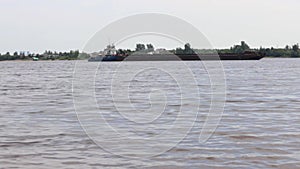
[217,41,300,57]
[0,50,90,61]
[0,41,299,61]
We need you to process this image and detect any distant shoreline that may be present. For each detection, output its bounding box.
[1,56,300,62]
[1,55,300,62]
[1,41,299,61]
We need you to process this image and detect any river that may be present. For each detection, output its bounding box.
[0,58,299,168]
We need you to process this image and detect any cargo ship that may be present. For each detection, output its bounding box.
[88,44,264,62]
[88,44,125,62]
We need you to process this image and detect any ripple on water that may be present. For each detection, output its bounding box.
[0,59,300,168]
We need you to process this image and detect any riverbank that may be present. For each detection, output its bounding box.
[1,41,299,61]
[2,56,300,62]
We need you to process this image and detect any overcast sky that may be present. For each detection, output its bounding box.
[0,0,299,53]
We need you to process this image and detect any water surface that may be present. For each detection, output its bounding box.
[0,58,299,168]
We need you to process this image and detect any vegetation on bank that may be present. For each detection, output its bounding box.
[174,41,300,57]
[217,41,300,58]
[0,50,90,61]
[0,41,299,61]
[112,41,300,58]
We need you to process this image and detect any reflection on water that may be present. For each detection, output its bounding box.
[0,58,300,168]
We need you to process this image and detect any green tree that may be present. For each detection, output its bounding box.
[184,43,194,54]
[175,47,183,54]
[292,44,299,52]
[146,44,154,52]
[285,45,290,50]
[136,44,146,51]
[241,41,250,51]
[291,44,299,57]
[4,52,11,60]
[231,41,250,54]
